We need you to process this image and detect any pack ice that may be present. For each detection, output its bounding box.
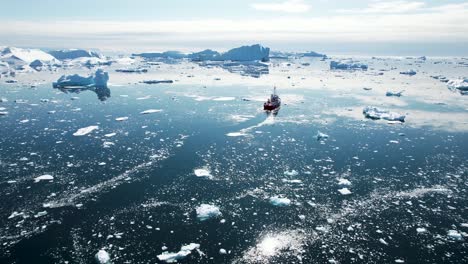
[363,106,405,122]
[53,69,109,88]
[196,204,221,221]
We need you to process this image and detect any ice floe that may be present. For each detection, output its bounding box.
[196,204,221,221]
[363,106,405,122]
[400,69,417,76]
[338,188,352,195]
[194,168,213,179]
[447,78,468,94]
[269,196,291,206]
[34,174,54,183]
[157,243,200,263]
[95,249,111,264]
[140,109,162,114]
[73,125,99,136]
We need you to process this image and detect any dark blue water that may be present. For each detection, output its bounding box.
[0,71,467,264]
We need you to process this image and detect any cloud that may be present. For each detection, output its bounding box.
[0,2,467,52]
[338,1,426,14]
[251,0,311,13]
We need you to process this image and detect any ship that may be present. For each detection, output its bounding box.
[263,86,281,111]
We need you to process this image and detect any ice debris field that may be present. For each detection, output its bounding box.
[0,44,467,264]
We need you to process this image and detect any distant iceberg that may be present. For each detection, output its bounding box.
[1,46,57,66]
[218,44,270,62]
[400,69,417,76]
[363,106,405,122]
[301,51,327,58]
[48,49,101,60]
[134,44,270,62]
[53,69,109,88]
[330,60,368,70]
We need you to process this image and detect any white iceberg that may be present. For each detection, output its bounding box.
[330,60,368,70]
[284,170,299,177]
[337,178,352,186]
[196,204,221,221]
[269,196,291,206]
[34,174,54,183]
[447,78,468,94]
[363,106,405,122]
[157,243,200,263]
[73,125,99,136]
[1,46,56,65]
[194,168,212,179]
[95,249,111,264]
[316,131,329,141]
[48,49,101,60]
[447,230,463,240]
[53,69,109,88]
[338,188,352,195]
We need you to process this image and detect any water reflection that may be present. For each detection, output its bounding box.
[54,86,111,101]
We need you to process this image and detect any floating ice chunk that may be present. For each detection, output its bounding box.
[379,238,389,245]
[219,248,227,255]
[400,70,417,76]
[416,227,427,233]
[269,196,291,206]
[363,106,405,122]
[157,243,200,263]
[338,178,352,186]
[95,249,111,264]
[140,109,162,114]
[194,168,212,179]
[386,91,404,97]
[282,179,302,184]
[104,133,116,137]
[447,230,463,240]
[196,204,221,221]
[226,132,248,137]
[0,111,8,115]
[284,170,299,177]
[34,211,47,218]
[330,60,368,70]
[73,125,99,136]
[447,78,468,94]
[338,188,352,195]
[395,259,405,263]
[115,117,128,121]
[8,211,24,219]
[53,69,109,88]
[115,67,148,73]
[316,131,329,141]
[213,97,235,101]
[34,174,54,183]
[1,46,56,64]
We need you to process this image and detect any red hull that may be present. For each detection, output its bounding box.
[264,103,280,111]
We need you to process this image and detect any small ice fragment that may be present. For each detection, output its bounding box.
[395,259,405,263]
[379,238,389,245]
[219,248,227,255]
[416,227,427,233]
[447,230,462,240]
[194,168,212,179]
[316,131,329,141]
[196,204,221,221]
[140,109,162,114]
[104,133,116,137]
[95,249,111,264]
[73,125,99,136]
[157,243,200,263]
[338,188,352,195]
[338,178,351,186]
[363,106,405,122]
[269,196,291,206]
[284,170,299,177]
[34,174,54,183]
[115,117,128,121]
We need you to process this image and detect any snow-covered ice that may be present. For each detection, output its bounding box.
[269,196,291,206]
[196,204,221,221]
[73,125,99,136]
[34,174,54,183]
[95,249,111,264]
[157,243,200,263]
[363,106,405,122]
[338,188,352,195]
[53,69,109,88]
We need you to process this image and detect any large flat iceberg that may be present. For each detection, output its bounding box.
[53,69,109,88]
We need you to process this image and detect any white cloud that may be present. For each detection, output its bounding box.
[251,0,311,13]
[339,1,426,14]
[1,2,467,51]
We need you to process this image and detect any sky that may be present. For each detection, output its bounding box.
[1,0,468,56]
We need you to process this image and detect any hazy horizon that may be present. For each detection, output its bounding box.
[1,0,468,56]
